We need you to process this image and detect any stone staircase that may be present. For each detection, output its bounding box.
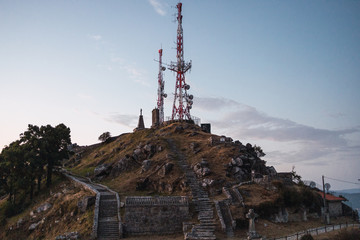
[223,186,244,206]
[97,191,120,240]
[218,201,234,237]
[62,172,122,239]
[167,139,216,240]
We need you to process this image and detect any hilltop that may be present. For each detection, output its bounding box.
[65,121,270,198]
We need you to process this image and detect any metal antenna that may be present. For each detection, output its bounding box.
[168,1,193,121]
[157,48,167,124]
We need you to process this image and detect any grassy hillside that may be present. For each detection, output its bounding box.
[0,173,94,240]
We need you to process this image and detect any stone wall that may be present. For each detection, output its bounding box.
[124,196,190,235]
[329,201,343,217]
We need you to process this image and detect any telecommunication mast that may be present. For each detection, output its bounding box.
[157,48,167,124]
[169,2,193,120]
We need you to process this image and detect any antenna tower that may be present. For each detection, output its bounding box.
[157,48,167,124]
[169,2,193,120]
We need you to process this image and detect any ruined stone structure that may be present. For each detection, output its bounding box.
[124,196,190,235]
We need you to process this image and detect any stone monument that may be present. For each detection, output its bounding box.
[246,209,262,240]
[134,109,145,132]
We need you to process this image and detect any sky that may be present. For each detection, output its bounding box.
[1,0,359,190]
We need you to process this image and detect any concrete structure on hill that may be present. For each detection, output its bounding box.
[318,192,346,217]
[152,108,159,127]
[201,123,211,133]
[134,109,145,132]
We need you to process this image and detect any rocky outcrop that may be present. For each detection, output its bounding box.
[193,159,211,177]
[78,196,96,213]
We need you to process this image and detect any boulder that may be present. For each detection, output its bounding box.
[231,157,243,167]
[160,162,174,176]
[55,232,81,240]
[94,164,111,176]
[28,221,41,231]
[201,167,211,176]
[16,218,24,228]
[111,156,133,177]
[141,160,151,172]
[202,178,215,187]
[133,148,142,156]
[36,202,52,213]
[143,144,155,154]
[272,208,289,223]
[77,196,96,213]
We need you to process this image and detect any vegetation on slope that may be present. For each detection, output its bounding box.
[0,173,94,240]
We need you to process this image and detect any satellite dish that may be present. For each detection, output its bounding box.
[325,183,331,193]
[309,181,316,188]
[163,93,167,98]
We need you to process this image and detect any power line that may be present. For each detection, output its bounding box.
[324,176,360,186]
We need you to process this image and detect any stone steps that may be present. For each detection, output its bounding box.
[95,186,121,239]
[166,138,216,240]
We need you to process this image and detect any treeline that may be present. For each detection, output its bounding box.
[0,123,71,207]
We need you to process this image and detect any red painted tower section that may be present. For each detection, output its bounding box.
[157,48,167,124]
[169,2,193,120]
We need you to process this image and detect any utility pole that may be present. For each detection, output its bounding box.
[322,175,330,224]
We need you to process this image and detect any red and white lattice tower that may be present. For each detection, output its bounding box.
[169,2,193,121]
[157,48,167,124]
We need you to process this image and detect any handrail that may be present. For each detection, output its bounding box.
[270,222,360,240]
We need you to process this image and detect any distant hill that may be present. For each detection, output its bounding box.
[333,191,360,210]
[336,188,360,194]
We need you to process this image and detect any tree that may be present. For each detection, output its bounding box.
[38,124,71,187]
[20,124,45,195]
[0,141,27,204]
[98,132,111,143]
[254,145,266,157]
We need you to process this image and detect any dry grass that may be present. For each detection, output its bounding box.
[0,175,95,240]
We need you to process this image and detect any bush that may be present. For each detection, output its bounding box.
[98,132,111,143]
[281,186,302,207]
[255,201,280,217]
[300,234,314,240]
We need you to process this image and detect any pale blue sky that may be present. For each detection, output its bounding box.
[1,0,359,190]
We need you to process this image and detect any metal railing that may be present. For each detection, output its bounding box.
[269,222,360,240]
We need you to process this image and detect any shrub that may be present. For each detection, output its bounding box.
[281,186,302,207]
[300,234,314,240]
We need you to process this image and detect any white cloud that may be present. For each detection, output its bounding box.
[120,64,149,86]
[89,34,102,41]
[194,96,360,166]
[148,0,166,16]
[106,113,138,128]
